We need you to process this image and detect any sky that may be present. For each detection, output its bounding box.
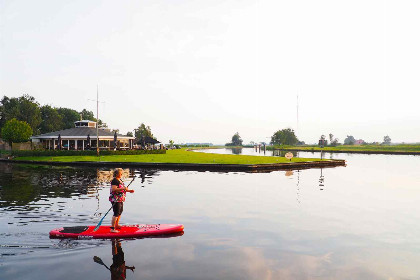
[1,0,419,144]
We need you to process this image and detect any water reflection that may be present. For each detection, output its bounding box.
[1,152,420,280]
[231,148,242,155]
[0,164,160,210]
[284,170,294,177]
[295,170,301,204]
[94,239,135,280]
[319,168,325,190]
[0,163,161,228]
[271,149,299,158]
[0,164,99,209]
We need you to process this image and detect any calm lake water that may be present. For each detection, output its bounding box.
[1,149,420,279]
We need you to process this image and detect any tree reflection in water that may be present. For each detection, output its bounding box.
[0,163,159,211]
[231,148,242,155]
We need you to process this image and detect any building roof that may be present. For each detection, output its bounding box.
[75,120,96,124]
[31,127,134,139]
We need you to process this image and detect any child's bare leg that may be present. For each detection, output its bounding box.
[111,216,119,232]
[115,216,121,229]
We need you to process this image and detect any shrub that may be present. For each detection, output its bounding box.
[1,119,33,144]
[11,149,166,157]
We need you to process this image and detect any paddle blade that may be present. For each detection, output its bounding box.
[93,218,104,232]
[93,256,104,265]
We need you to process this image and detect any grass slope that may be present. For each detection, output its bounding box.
[15,149,324,165]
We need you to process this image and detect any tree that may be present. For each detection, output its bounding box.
[80,109,107,127]
[0,96,18,129]
[40,105,63,134]
[57,107,80,129]
[231,132,243,146]
[134,123,154,140]
[270,128,298,145]
[97,119,108,128]
[1,118,33,145]
[328,133,339,146]
[126,131,133,137]
[344,135,356,145]
[383,135,391,145]
[80,109,95,121]
[0,95,41,134]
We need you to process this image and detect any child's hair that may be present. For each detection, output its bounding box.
[113,168,123,178]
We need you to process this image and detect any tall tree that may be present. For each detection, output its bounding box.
[80,109,95,121]
[0,95,41,134]
[231,132,243,146]
[271,128,298,145]
[40,105,63,134]
[80,109,107,127]
[0,96,18,128]
[57,107,80,129]
[134,123,154,140]
[1,118,33,145]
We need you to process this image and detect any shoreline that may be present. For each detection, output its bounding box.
[187,146,420,155]
[0,158,346,172]
[272,148,420,156]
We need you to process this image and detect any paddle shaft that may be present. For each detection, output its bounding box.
[93,177,135,231]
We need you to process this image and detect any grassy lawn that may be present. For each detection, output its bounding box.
[14,148,325,165]
[272,144,420,153]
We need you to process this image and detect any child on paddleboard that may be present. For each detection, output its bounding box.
[109,168,134,233]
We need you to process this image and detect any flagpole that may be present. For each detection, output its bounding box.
[96,84,99,157]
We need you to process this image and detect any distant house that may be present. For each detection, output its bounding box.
[354,139,365,145]
[31,120,135,150]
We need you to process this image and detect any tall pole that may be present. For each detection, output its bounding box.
[96,85,99,157]
[296,94,299,140]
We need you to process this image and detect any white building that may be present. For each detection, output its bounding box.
[31,120,135,150]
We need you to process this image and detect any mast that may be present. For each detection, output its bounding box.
[296,94,299,140]
[96,85,99,157]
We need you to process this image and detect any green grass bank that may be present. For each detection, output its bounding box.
[13,148,324,165]
[270,144,420,154]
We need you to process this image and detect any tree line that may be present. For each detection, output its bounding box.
[0,94,107,136]
[0,94,157,145]
[227,129,392,147]
[227,128,300,146]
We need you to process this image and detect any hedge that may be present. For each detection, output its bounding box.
[11,149,166,157]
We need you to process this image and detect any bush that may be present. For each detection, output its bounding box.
[1,119,33,144]
[179,144,210,147]
[11,149,166,157]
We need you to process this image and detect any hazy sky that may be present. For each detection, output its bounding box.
[1,0,419,144]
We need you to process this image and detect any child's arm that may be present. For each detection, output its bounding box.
[125,187,134,193]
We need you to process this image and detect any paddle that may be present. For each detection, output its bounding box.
[93,256,110,271]
[93,177,136,232]
[93,255,135,273]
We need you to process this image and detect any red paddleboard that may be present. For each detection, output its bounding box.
[49,224,184,239]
